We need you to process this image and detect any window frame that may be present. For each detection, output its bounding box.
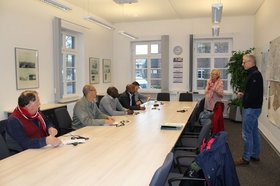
[132,41,162,91]
[193,38,233,94]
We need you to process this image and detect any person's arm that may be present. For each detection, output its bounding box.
[6,117,47,150]
[100,98,126,116]
[214,79,224,97]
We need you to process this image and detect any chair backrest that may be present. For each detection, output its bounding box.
[196,98,205,121]
[149,152,174,186]
[0,119,7,139]
[96,95,104,108]
[0,134,10,160]
[157,93,170,101]
[197,119,212,147]
[54,107,73,135]
[179,92,193,102]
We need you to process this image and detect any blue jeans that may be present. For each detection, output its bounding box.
[242,108,261,161]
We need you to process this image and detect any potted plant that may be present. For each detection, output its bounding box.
[226,48,254,121]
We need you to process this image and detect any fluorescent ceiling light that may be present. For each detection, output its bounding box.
[212,25,220,37]
[118,31,138,40]
[41,0,72,11]
[84,16,115,30]
[212,3,223,24]
[113,0,138,4]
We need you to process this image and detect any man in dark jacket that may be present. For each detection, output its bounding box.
[235,54,263,165]
[119,84,145,111]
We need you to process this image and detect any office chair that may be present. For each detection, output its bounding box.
[96,95,104,108]
[0,119,7,139]
[54,107,75,136]
[149,152,174,186]
[156,92,170,101]
[179,92,193,102]
[0,134,10,160]
[174,120,212,173]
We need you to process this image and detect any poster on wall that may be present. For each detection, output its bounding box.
[173,57,183,83]
[102,59,111,83]
[89,57,100,84]
[268,81,280,128]
[15,47,39,90]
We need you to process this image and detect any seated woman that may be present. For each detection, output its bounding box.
[205,69,224,134]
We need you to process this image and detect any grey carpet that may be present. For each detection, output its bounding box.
[225,119,280,186]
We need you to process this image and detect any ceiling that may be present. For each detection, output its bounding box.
[64,0,265,24]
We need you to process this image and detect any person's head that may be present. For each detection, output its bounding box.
[126,84,136,94]
[210,69,221,82]
[18,90,40,115]
[107,87,119,98]
[242,54,256,70]
[132,81,140,92]
[83,84,97,102]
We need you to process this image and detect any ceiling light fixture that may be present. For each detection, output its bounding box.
[113,0,138,4]
[84,16,115,30]
[40,0,72,11]
[118,31,138,40]
[212,25,220,37]
[212,3,223,24]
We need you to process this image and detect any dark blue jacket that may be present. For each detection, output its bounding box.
[196,131,240,186]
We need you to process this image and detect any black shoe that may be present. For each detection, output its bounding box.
[250,157,260,162]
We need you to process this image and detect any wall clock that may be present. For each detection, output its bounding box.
[173,45,183,55]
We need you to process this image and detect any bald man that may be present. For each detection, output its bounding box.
[119,84,145,110]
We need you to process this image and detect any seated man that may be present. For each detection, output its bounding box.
[6,90,62,150]
[119,84,145,110]
[132,81,151,105]
[72,84,115,129]
[99,87,134,116]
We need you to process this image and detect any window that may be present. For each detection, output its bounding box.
[193,38,232,93]
[61,32,78,98]
[132,41,161,89]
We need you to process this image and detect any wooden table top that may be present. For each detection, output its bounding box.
[0,101,197,186]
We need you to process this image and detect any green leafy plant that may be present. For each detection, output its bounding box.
[226,48,254,111]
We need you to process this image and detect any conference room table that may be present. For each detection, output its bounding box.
[0,101,197,186]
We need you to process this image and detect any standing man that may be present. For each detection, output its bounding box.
[235,54,263,166]
[72,84,115,129]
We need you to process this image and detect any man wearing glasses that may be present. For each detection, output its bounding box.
[235,54,263,166]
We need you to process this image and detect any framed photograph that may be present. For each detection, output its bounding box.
[89,57,100,84]
[15,48,39,90]
[102,59,111,83]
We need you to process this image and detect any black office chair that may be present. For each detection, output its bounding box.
[179,92,193,102]
[149,152,174,186]
[175,120,212,173]
[54,107,75,136]
[0,134,10,160]
[157,93,170,101]
[96,95,104,108]
[0,119,7,139]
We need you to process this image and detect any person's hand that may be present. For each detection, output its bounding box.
[136,100,142,105]
[140,106,146,110]
[46,135,62,147]
[127,109,134,115]
[236,92,244,98]
[105,117,115,125]
[48,127,58,137]
[147,96,151,101]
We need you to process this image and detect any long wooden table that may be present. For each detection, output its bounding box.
[0,101,197,186]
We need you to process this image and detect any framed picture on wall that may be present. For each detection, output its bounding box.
[89,57,100,84]
[15,47,39,90]
[102,59,111,83]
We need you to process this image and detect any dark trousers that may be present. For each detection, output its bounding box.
[212,102,224,134]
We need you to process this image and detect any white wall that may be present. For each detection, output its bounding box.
[0,0,113,120]
[113,16,254,93]
[255,0,280,153]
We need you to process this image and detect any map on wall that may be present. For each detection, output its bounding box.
[268,81,280,128]
[267,35,280,128]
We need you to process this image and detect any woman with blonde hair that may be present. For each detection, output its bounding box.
[205,69,224,133]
